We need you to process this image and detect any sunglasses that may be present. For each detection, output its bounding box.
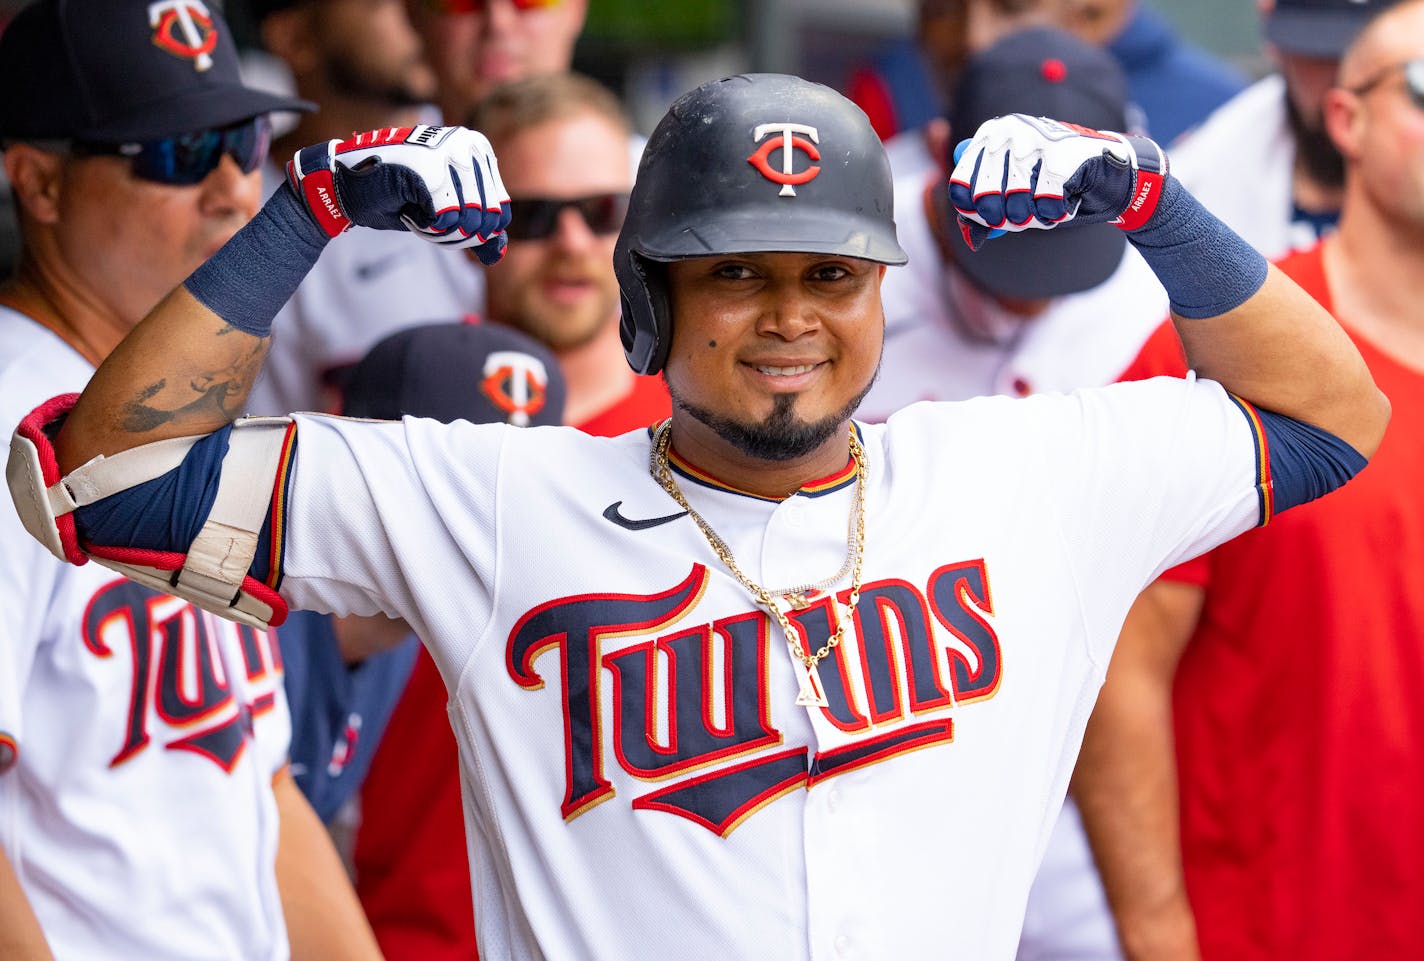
[506,193,630,241]
[429,0,563,13]
[71,115,272,186]
[1346,58,1424,108]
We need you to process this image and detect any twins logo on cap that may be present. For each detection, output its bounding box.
[482,351,550,427]
[747,123,821,197]
[149,0,218,72]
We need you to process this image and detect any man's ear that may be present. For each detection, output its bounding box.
[1322,87,1364,162]
[4,144,65,226]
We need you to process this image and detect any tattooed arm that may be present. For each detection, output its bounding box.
[52,129,510,475]
[57,286,268,472]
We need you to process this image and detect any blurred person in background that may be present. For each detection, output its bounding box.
[353,72,668,961]
[849,0,1054,140]
[246,0,483,416]
[1168,0,1403,257]
[1076,3,1424,959]
[411,0,589,128]
[0,2,379,958]
[849,0,1244,146]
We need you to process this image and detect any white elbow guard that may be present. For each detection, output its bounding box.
[7,394,294,631]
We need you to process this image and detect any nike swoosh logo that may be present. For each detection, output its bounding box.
[603,501,688,531]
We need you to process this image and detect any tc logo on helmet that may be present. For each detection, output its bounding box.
[747,123,821,197]
[149,0,218,72]
[482,351,549,427]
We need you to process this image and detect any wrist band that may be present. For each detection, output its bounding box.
[1127,177,1268,319]
[184,181,331,337]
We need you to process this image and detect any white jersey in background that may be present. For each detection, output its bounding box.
[1168,74,1316,259]
[275,375,1266,961]
[0,307,292,961]
[246,162,486,416]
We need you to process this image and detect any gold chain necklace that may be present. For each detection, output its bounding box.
[649,420,868,707]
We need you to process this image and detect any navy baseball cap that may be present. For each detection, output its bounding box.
[342,322,567,428]
[946,26,1130,300]
[1267,0,1401,58]
[0,0,312,143]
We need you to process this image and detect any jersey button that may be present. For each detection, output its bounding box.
[784,499,807,526]
[826,789,841,813]
[834,934,851,955]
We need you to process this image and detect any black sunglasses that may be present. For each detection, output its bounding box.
[71,115,272,186]
[506,193,629,241]
[1346,58,1424,108]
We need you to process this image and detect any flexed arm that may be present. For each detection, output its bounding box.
[55,125,510,473]
[951,114,1389,458]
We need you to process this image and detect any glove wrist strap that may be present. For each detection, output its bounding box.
[287,140,350,238]
[1115,135,1168,232]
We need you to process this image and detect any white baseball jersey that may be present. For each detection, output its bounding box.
[275,375,1266,961]
[245,162,486,416]
[1168,74,1318,260]
[864,131,1171,961]
[0,307,292,961]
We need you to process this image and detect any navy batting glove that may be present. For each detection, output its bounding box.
[287,125,512,264]
[949,115,1167,251]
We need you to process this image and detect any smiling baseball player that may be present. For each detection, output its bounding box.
[7,74,1388,959]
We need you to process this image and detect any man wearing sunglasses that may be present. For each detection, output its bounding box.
[1075,3,1424,960]
[0,1,381,958]
[352,72,670,961]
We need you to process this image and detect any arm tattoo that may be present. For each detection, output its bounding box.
[118,335,268,434]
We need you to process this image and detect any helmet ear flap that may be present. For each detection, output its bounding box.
[618,253,672,376]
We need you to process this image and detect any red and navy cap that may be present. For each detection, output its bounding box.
[1267,0,1402,58]
[946,26,1131,300]
[342,322,567,429]
[0,0,312,143]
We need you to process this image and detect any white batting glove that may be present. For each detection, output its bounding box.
[287,124,511,265]
[948,114,1168,251]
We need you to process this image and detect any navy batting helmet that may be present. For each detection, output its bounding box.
[614,73,908,375]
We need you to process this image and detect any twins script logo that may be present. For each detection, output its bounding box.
[148,0,218,72]
[507,560,1002,836]
[747,123,821,197]
[86,580,283,772]
[482,350,550,427]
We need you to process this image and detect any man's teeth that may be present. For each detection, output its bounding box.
[755,364,817,376]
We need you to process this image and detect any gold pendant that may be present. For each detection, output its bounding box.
[794,660,829,708]
[783,592,810,611]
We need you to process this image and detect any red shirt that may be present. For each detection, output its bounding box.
[1122,243,1424,961]
[353,375,670,961]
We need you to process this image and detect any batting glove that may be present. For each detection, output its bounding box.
[948,114,1168,251]
[287,125,511,265]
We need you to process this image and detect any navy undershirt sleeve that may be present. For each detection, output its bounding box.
[72,423,288,586]
[1254,406,1368,517]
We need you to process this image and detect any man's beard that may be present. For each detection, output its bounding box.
[1286,91,1346,189]
[668,371,878,464]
